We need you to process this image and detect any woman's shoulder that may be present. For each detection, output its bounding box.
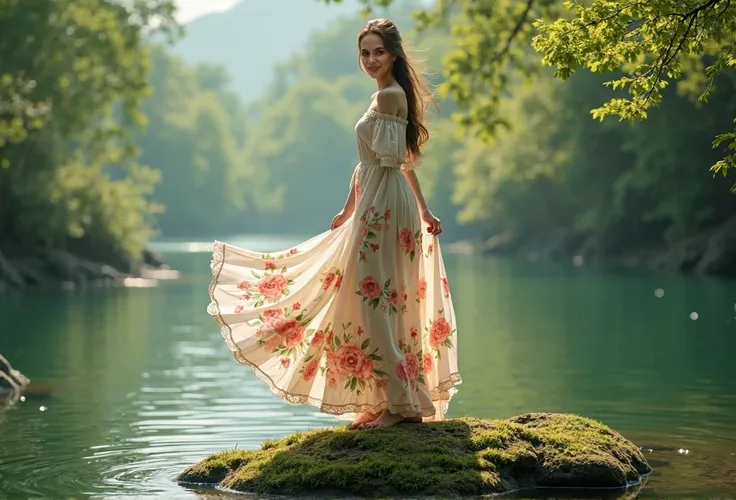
[376,86,407,119]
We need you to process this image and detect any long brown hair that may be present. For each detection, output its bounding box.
[358,18,435,164]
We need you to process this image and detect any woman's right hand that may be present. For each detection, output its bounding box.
[421,208,442,236]
[330,209,351,230]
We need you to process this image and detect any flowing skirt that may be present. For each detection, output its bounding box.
[207,163,461,420]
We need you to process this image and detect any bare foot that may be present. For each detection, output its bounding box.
[358,410,422,429]
[348,411,379,430]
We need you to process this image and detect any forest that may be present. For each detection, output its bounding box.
[1,0,735,292]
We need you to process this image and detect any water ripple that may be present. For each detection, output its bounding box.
[2,249,736,499]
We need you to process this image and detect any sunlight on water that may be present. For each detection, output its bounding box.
[149,234,313,254]
[1,237,735,499]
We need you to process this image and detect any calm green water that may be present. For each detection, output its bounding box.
[1,235,735,499]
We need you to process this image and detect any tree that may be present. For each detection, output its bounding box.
[0,0,177,265]
[532,0,736,189]
[324,0,736,187]
[135,47,256,238]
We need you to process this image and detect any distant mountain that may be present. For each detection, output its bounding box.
[171,0,362,102]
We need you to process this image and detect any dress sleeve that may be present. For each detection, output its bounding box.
[370,115,419,171]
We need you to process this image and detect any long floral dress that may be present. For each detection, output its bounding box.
[208,109,462,421]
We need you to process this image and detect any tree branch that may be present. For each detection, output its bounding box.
[493,0,535,63]
[641,0,721,106]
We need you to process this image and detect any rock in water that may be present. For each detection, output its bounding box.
[0,353,30,392]
[177,413,651,497]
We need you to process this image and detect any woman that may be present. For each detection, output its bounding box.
[208,18,461,430]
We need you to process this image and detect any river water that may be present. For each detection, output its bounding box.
[1,235,735,498]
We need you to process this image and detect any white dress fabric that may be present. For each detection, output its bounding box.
[208,109,462,420]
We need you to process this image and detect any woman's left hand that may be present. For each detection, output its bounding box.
[331,208,352,230]
[421,208,442,236]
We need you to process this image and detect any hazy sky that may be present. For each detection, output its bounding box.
[175,0,241,23]
[174,0,433,23]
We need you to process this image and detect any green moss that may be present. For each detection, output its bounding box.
[177,413,651,497]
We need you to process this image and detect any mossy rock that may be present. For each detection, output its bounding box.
[177,413,651,497]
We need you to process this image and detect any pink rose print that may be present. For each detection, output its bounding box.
[404,353,420,381]
[265,335,282,352]
[358,206,388,259]
[396,360,409,381]
[396,355,419,386]
[280,358,291,369]
[427,243,434,256]
[325,351,339,389]
[289,248,298,255]
[270,317,295,334]
[442,277,450,297]
[311,330,325,345]
[388,284,408,314]
[258,274,288,301]
[322,270,336,290]
[263,308,283,320]
[397,330,427,389]
[247,263,297,307]
[399,228,422,261]
[283,324,306,348]
[320,324,387,396]
[359,276,381,299]
[423,352,433,373]
[334,344,374,380]
[358,277,406,315]
[416,278,427,302]
[302,358,319,382]
[429,316,453,349]
[327,372,338,390]
[399,228,415,252]
[355,178,361,199]
[256,304,312,358]
[237,280,251,290]
[321,267,343,291]
[234,305,244,314]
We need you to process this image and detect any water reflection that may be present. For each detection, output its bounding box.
[0,238,735,498]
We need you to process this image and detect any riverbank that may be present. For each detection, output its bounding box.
[0,246,179,295]
[448,216,736,280]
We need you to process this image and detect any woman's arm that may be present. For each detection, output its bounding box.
[331,166,358,230]
[401,168,428,212]
[402,168,443,235]
[342,166,358,216]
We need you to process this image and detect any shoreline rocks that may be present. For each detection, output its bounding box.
[177,413,651,498]
[450,216,736,280]
[0,246,178,295]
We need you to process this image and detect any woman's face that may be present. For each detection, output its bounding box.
[359,33,396,80]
